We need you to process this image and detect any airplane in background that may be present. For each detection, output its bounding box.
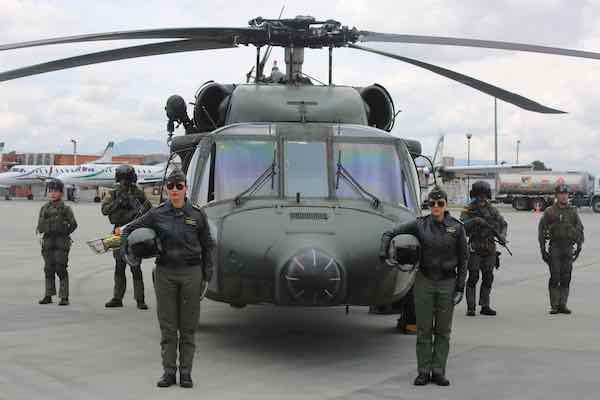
[0,142,114,198]
[56,161,168,189]
[419,135,532,182]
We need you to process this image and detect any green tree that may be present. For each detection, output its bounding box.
[531,160,550,171]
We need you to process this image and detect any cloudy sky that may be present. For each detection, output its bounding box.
[1,0,600,173]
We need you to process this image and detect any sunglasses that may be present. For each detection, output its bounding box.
[428,200,446,208]
[166,182,185,191]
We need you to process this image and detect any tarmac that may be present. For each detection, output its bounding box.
[1,200,599,400]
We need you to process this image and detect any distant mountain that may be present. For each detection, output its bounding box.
[113,139,169,155]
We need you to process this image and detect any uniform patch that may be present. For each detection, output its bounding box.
[184,217,197,226]
[446,227,457,234]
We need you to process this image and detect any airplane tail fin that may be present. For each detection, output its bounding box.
[0,142,5,154]
[92,141,114,164]
[432,135,444,167]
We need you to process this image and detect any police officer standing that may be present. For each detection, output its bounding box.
[380,187,468,386]
[538,184,584,314]
[37,180,77,306]
[101,165,151,309]
[460,181,507,316]
[121,169,214,388]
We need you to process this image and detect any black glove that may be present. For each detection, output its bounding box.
[453,290,464,306]
[541,248,549,263]
[573,245,582,261]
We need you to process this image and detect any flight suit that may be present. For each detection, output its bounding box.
[460,201,507,312]
[37,200,77,299]
[380,212,468,376]
[101,184,151,304]
[121,200,214,376]
[538,204,584,310]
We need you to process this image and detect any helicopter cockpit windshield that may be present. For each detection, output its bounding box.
[190,123,419,211]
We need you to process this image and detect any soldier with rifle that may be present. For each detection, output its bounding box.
[101,165,152,309]
[461,181,508,317]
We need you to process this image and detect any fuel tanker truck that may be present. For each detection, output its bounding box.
[496,171,600,212]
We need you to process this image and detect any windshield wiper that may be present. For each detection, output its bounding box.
[234,162,277,206]
[335,151,381,209]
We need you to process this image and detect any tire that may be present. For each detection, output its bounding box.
[512,197,530,211]
[592,197,600,213]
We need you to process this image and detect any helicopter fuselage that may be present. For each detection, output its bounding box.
[180,116,422,307]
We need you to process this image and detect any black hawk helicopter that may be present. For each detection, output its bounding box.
[2,15,599,329]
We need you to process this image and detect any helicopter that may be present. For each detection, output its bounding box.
[2,15,600,330]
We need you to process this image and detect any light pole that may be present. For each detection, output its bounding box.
[466,133,472,199]
[70,139,77,165]
[516,139,521,164]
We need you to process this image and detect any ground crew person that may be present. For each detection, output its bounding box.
[460,181,507,316]
[380,187,468,387]
[101,165,151,309]
[538,184,584,314]
[37,180,77,305]
[121,169,214,388]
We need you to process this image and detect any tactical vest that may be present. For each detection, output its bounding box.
[40,202,72,236]
[545,206,581,243]
[466,205,497,256]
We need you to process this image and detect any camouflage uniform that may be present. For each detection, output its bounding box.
[101,183,151,305]
[538,203,584,312]
[460,200,507,313]
[37,200,77,300]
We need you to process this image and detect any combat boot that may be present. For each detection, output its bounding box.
[431,373,450,386]
[137,301,148,310]
[549,308,560,314]
[38,296,52,304]
[156,373,176,388]
[179,373,193,388]
[413,372,430,386]
[105,298,123,308]
[58,298,69,306]
[480,306,497,316]
[466,309,476,316]
[559,306,572,314]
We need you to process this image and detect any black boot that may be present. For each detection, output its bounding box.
[156,373,176,388]
[105,298,123,308]
[58,298,69,306]
[38,296,52,304]
[179,373,193,388]
[559,306,572,314]
[413,372,430,386]
[480,306,497,316]
[466,309,476,316]
[137,301,148,310]
[549,308,560,314]
[431,373,450,386]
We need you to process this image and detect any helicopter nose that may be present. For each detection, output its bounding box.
[282,248,343,306]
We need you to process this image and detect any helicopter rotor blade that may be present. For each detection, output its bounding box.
[0,39,235,82]
[349,43,565,114]
[358,31,600,61]
[0,27,253,51]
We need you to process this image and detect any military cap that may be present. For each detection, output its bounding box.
[428,186,448,201]
[165,168,186,183]
[555,184,570,194]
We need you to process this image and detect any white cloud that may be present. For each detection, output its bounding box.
[1,0,599,175]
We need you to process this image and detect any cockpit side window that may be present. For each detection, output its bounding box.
[334,142,416,209]
[211,140,278,201]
